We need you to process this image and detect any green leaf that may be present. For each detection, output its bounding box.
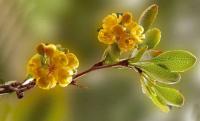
[150,94,170,112]
[151,50,197,72]
[144,28,161,49]
[135,62,181,84]
[129,46,147,63]
[140,76,170,112]
[155,84,184,107]
[140,75,184,112]
[139,4,158,32]
[102,43,121,64]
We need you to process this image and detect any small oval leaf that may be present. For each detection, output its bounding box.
[140,75,184,112]
[151,50,197,72]
[135,62,181,84]
[139,4,158,32]
[102,43,121,64]
[140,76,170,112]
[144,28,161,49]
[155,84,185,107]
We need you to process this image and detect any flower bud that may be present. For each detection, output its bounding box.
[44,44,57,57]
[36,43,45,55]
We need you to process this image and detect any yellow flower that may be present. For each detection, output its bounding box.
[98,29,116,44]
[44,44,57,57]
[27,43,79,89]
[117,34,136,52]
[130,25,145,43]
[56,67,73,87]
[37,75,57,89]
[102,13,119,31]
[65,53,79,69]
[36,43,57,56]
[112,25,125,39]
[98,12,145,52]
[121,12,133,25]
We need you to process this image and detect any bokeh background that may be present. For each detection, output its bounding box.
[0,0,200,121]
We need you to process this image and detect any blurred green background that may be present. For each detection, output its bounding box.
[0,0,200,121]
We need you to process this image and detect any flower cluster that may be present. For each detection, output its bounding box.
[98,12,145,52]
[27,43,79,89]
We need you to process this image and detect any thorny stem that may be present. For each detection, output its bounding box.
[0,59,130,99]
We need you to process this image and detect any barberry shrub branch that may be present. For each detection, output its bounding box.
[0,4,197,112]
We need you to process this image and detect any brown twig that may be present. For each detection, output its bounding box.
[0,59,130,99]
[0,79,36,99]
[73,59,129,80]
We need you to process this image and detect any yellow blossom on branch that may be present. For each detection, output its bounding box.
[98,12,145,52]
[0,4,197,113]
[27,43,79,89]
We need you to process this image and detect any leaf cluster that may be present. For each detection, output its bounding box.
[102,4,197,112]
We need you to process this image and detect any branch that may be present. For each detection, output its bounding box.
[0,59,130,99]
[70,59,129,87]
[0,79,36,99]
[73,59,129,80]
